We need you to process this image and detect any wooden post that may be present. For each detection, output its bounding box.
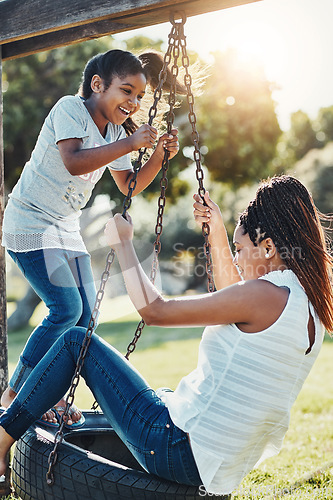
[0,46,12,497]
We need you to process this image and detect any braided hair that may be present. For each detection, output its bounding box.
[78,49,186,136]
[239,175,333,332]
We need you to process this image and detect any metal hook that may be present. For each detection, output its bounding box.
[169,10,187,26]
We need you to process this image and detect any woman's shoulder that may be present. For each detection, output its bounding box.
[236,277,289,305]
[245,269,303,304]
[217,278,289,323]
[225,274,294,333]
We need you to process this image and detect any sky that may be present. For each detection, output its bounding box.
[113,0,333,130]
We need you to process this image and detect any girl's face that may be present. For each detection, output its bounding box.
[233,224,269,280]
[92,72,146,128]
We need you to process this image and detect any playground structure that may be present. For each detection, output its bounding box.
[0,0,262,495]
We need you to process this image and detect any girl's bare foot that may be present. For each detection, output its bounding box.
[0,387,16,408]
[0,426,14,476]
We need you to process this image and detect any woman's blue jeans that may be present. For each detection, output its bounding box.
[8,248,96,393]
[0,327,202,486]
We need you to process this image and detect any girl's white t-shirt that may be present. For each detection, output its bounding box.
[2,95,132,253]
[163,270,324,495]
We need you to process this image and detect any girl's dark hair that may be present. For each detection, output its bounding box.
[238,175,333,332]
[79,49,186,135]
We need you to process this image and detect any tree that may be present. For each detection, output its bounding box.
[289,141,333,215]
[179,49,282,188]
[286,110,320,161]
[3,38,117,191]
[124,35,164,53]
[272,107,331,172]
[316,105,333,144]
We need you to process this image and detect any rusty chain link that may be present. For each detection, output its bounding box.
[46,249,115,485]
[176,16,215,293]
[125,14,182,359]
[121,23,177,217]
[46,10,214,486]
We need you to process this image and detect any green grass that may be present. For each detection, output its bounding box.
[3,296,333,499]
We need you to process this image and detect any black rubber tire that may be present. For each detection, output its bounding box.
[12,410,229,500]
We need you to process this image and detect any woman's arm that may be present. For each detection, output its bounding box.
[105,214,288,332]
[193,191,241,290]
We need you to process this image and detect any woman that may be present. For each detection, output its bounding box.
[0,175,332,495]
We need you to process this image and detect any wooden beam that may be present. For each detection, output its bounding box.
[0,0,262,61]
[0,0,168,44]
[2,19,132,61]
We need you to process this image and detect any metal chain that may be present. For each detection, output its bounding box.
[125,17,181,359]
[122,24,177,218]
[125,12,215,355]
[46,19,179,486]
[177,16,215,293]
[46,249,115,485]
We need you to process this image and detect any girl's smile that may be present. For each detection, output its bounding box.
[85,73,146,136]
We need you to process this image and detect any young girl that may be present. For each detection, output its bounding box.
[1,49,182,425]
[0,175,332,495]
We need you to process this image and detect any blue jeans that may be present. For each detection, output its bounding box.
[8,248,96,392]
[0,327,202,486]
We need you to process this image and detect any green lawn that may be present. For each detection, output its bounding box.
[3,296,333,499]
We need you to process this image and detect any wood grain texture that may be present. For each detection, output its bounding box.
[0,0,262,60]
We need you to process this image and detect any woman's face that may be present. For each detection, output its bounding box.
[233,224,269,280]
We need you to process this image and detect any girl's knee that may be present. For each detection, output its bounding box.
[77,308,93,328]
[63,326,95,363]
[64,326,87,346]
[48,297,83,329]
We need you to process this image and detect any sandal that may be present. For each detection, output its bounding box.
[36,408,59,428]
[53,404,85,429]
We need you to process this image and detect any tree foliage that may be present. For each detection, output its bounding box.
[3,38,114,191]
[285,110,320,161]
[180,49,282,188]
[274,105,333,172]
[289,142,333,215]
[317,105,333,142]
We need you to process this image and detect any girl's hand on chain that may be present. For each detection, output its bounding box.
[130,124,158,150]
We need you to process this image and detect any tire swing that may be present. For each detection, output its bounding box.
[12,13,226,500]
